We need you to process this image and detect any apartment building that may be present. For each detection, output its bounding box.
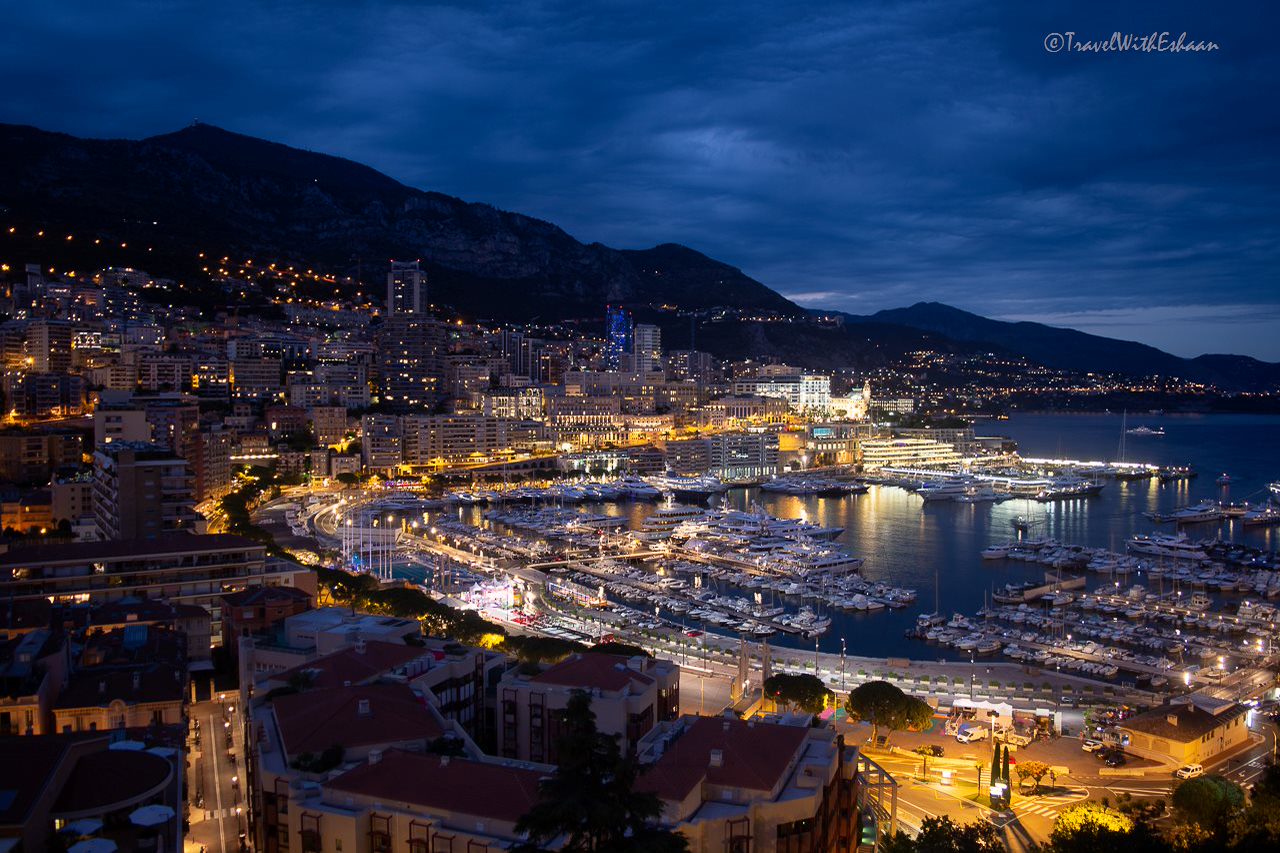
[497,652,679,762]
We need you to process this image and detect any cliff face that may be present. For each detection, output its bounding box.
[0,122,799,320]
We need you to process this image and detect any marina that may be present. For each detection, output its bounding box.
[308,413,1280,678]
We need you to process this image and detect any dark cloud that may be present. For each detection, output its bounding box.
[2,0,1277,357]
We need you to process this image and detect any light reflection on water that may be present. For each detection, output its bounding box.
[426,413,1280,660]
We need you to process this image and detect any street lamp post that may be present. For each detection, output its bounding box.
[841,638,847,692]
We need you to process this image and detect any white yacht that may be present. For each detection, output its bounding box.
[635,503,707,541]
[1127,532,1207,561]
[916,480,971,502]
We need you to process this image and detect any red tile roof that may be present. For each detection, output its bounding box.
[273,641,428,690]
[326,749,546,824]
[271,683,443,757]
[637,716,808,802]
[530,653,655,691]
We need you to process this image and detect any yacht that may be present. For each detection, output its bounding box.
[916,480,971,502]
[1216,473,1233,486]
[1168,502,1222,524]
[957,483,1009,503]
[1270,481,1280,502]
[635,503,707,541]
[980,545,1009,560]
[1127,532,1208,561]
[1126,425,1165,436]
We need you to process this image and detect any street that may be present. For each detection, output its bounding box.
[185,697,247,853]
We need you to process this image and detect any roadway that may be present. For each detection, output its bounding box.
[185,697,247,853]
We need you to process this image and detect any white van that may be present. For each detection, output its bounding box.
[1175,763,1204,779]
[956,726,989,744]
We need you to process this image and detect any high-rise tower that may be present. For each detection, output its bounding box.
[387,260,426,315]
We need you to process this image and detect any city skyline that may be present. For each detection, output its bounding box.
[2,1,1278,358]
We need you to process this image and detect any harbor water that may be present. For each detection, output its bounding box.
[408,412,1278,662]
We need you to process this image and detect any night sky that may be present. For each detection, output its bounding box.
[3,1,1278,358]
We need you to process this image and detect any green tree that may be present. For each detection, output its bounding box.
[1044,802,1166,853]
[763,673,833,714]
[1015,760,1052,794]
[1002,746,1011,786]
[845,681,933,746]
[514,691,687,852]
[1172,774,1244,834]
[880,815,1002,853]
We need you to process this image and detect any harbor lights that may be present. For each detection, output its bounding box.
[1184,670,1192,686]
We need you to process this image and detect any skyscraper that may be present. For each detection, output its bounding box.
[633,323,662,374]
[604,305,633,371]
[386,260,426,315]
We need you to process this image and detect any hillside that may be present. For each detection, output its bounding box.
[857,303,1280,390]
[0,122,798,321]
[1,121,1275,390]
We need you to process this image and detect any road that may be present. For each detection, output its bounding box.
[185,698,246,853]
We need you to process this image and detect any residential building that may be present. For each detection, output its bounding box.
[634,322,662,373]
[257,637,504,740]
[91,441,202,541]
[636,714,859,853]
[360,414,403,471]
[0,428,83,484]
[497,652,680,762]
[220,585,315,656]
[376,315,445,410]
[0,629,71,736]
[0,534,315,647]
[386,259,427,315]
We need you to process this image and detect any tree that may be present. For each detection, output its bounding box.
[764,673,833,714]
[515,691,687,852]
[1044,802,1166,853]
[880,816,1003,853]
[1172,774,1244,834]
[1002,746,1011,787]
[586,642,651,658]
[845,681,933,745]
[1015,760,1052,794]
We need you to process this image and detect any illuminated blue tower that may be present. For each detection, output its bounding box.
[604,305,633,370]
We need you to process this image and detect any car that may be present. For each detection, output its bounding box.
[1176,763,1205,779]
[1081,739,1104,752]
[1104,751,1128,767]
[1003,732,1033,748]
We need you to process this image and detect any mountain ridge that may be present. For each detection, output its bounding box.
[1,121,1276,389]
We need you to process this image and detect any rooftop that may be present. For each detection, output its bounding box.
[56,663,186,709]
[0,533,264,566]
[637,715,810,803]
[325,749,545,825]
[270,683,444,758]
[52,748,172,815]
[528,653,657,692]
[272,641,429,690]
[222,585,312,608]
[1120,701,1250,743]
[0,734,106,825]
